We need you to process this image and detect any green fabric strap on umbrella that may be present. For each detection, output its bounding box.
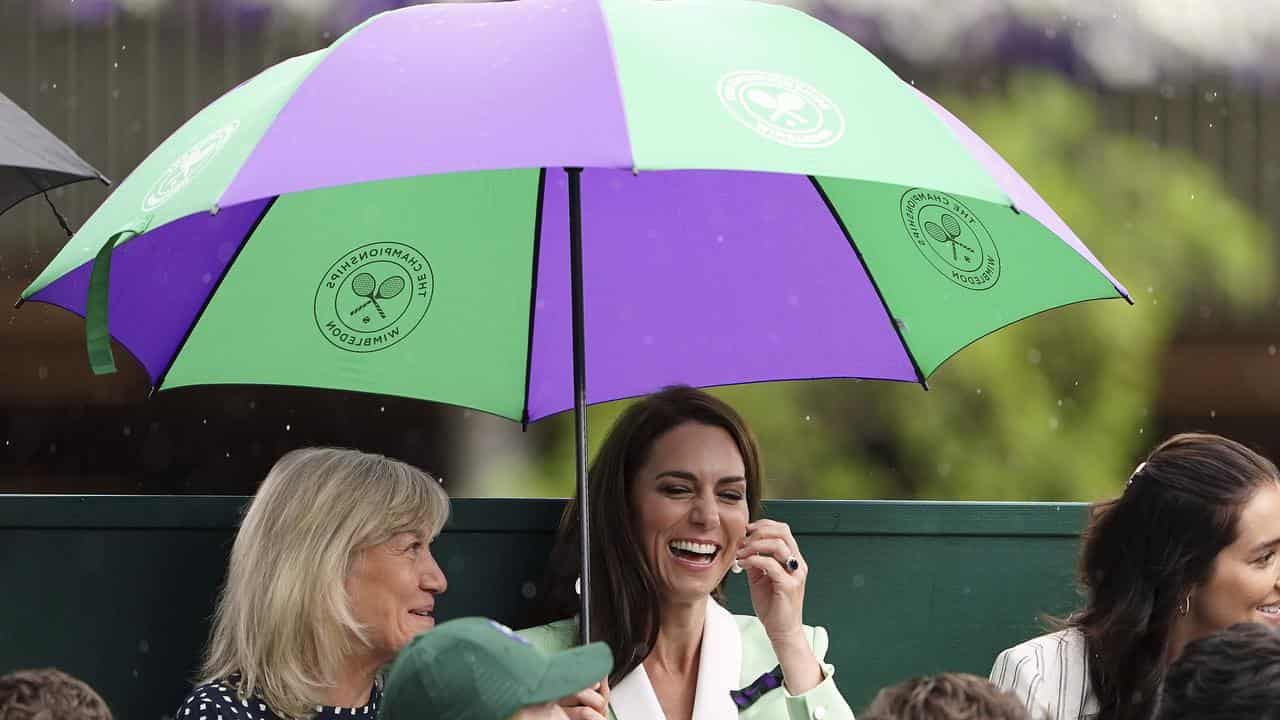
[86,224,146,375]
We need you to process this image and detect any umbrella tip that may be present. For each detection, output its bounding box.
[1009,204,1021,215]
[209,203,221,216]
[13,296,25,309]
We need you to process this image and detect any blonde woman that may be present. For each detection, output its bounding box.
[173,447,450,720]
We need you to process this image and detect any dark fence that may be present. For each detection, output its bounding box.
[0,496,1085,718]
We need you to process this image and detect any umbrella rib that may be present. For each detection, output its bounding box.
[806,176,929,390]
[521,168,548,430]
[149,197,279,396]
[2,166,104,224]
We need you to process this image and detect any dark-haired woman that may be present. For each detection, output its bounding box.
[990,433,1280,720]
[519,386,855,720]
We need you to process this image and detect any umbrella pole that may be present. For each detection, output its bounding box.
[566,166,592,644]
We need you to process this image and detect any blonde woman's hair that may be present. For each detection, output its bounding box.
[200,447,450,719]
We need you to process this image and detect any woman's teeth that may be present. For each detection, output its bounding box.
[669,540,718,564]
[1259,604,1280,616]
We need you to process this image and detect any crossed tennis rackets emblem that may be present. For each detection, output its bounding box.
[922,213,974,265]
[348,272,407,322]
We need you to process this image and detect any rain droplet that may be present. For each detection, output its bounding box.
[804,415,811,422]
[1048,416,1060,431]
[1027,348,1042,365]
[976,388,983,395]
[1210,410,1217,418]
[379,406,386,413]
[285,424,291,431]
[1269,345,1277,356]
[1056,399,1063,407]
[36,365,48,380]
[122,425,132,437]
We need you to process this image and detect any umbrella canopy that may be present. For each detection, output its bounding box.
[0,89,106,219]
[18,0,1129,638]
[19,0,1127,417]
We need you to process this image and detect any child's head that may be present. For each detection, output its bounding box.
[1157,622,1280,720]
[862,673,1030,720]
[0,668,113,720]
[380,617,612,720]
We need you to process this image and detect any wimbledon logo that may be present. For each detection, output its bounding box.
[899,188,1001,290]
[314,242,435,353]
[142,120,240,212]
[718,71,845,148]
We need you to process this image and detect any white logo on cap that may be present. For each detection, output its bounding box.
[487,620,531,645]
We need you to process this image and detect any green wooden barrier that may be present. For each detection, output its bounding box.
[0,497,1086,719]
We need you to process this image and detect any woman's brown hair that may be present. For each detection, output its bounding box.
[532,385,764,684]
[1069,432,1278,720]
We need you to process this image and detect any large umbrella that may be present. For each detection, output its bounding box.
[0,89,107,232]
[18,0,1128,639]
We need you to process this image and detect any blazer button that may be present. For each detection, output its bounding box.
[813,707,827,720]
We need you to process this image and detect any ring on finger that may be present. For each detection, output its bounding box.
[785,556,800,573]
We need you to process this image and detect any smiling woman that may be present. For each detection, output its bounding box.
[172,447,450,720]
[522,386,854,720]
[991,433,1280,720]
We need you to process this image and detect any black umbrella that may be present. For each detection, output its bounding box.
[0,89,107,235]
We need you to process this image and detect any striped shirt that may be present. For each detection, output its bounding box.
[990,628,1099,720]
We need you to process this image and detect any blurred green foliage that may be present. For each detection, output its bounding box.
[492,72,1274,502]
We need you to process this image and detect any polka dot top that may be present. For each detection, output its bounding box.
[175,677,381,720]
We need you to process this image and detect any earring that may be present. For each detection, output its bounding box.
[731,558,743,574]
[1178,591,1192,616]
[575,576,582,596]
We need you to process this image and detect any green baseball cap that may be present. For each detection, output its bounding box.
[381,617,613,720]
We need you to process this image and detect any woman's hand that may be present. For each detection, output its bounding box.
[556,678,610,720]
[736,519,824,695]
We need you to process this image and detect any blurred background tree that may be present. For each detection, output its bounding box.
[479,72,1274,501]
